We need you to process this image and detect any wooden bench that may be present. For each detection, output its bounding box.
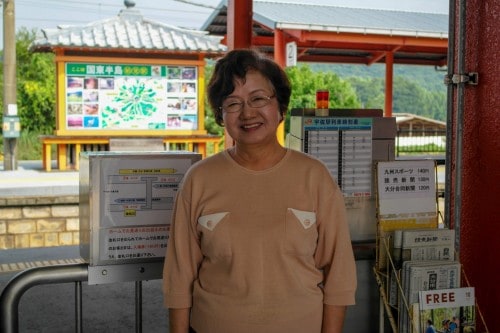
[40,135,222,172]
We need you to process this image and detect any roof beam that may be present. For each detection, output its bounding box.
[284,30,447,49]
[368,45,402,65]
[251,36,447,65]
[294,54,446,66]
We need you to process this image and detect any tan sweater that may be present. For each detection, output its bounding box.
[163,149,357,333]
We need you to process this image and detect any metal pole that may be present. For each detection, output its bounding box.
[444,0,456,229]
[0,264,88,333]
[454,0,466,254]
[75,281,83,333]
[135,281,142,333]
[2,0,18,170]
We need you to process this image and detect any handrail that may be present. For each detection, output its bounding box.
[0,264,88,333]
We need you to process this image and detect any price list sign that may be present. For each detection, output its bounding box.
[376,160,437,227]
[377,160,435,200]
[303,117,372,197]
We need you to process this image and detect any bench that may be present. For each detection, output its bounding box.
[40,135,222,171]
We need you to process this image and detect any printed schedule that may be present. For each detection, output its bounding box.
[304,117,373,197]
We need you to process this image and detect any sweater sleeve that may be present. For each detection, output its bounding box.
[314,180,357,306]
[162,183,203,309]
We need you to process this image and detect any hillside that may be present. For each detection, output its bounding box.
[307,63,448,121]
[310,63,447,93]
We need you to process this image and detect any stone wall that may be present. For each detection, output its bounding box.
[0,195,79,249]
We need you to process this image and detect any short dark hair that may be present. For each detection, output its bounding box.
[207,49,291,126]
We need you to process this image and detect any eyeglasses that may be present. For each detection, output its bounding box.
[220,94,276,113]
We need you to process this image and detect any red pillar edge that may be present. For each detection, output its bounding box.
[384,51,394,117]
[226,0,252,50]
[224,0,254,148]
[454,0,500,331]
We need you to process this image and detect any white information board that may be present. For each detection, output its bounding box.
[79,152,201,284]
[97,158,192,262]
[376,160,437,231]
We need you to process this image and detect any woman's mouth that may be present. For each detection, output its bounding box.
[241,123,262,131]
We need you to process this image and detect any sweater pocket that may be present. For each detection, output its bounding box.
[285,208,318,256]
[197,212,232,258]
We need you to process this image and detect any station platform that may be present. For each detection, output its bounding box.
[0,160,78,198]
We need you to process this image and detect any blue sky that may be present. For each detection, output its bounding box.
[2,0,449,46]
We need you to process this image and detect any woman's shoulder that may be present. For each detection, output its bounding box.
[185,150,229,175]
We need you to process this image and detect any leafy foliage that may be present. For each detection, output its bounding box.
[284,65,361,132]
[13,28,56,134]
[203,63,224,137]
[286,65,360,110]
[311,63,447,121]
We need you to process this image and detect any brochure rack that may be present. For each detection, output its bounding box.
[373,159,440,333]
[373,160,487,333]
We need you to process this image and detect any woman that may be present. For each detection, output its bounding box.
[163,49,357,333]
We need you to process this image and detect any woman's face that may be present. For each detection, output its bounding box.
[222,70,281,147]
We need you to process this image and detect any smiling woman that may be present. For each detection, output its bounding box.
[162,49,357,333]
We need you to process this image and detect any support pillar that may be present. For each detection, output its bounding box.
[384,51,394,117]
[224,0,253,148]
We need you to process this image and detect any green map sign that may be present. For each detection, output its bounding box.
[64,62,198,131]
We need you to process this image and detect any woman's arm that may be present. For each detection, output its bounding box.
[322,304,347,333]
[169,308,190,333]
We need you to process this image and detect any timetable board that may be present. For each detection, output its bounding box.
[303,117,373,197]
[288,109,396,242]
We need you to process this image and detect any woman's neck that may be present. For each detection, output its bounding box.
[229,143,286,171]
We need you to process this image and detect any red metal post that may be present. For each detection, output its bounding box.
[227,0,252,50]
[384,51,394,117]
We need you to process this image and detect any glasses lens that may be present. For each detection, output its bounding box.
[222,95,273,113]
[222,98,243,113]
[249,95,271,108]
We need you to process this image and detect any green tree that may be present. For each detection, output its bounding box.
[423,90,447,121]
[286,65,360,109]
[0,28,56,159]
[392,77,427,115]
[203,63,224,137]
[285,65,360,132]
[15,28,56,133]
[348,77,385,109]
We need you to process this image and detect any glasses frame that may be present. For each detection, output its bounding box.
[219,94,276,114]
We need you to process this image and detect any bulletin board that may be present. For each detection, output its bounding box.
[64,63,198,131]
[55,57,208,136]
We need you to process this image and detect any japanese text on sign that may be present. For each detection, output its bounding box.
[104,226,169,261]
[304,117,372,197]
[378,163,435,199]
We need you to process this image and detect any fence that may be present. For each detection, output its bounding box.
[396,129,446,156]
[0,264,156,333]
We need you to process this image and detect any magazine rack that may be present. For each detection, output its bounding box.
[373,235,401,332]
[373,160,487,333]
[374,234,421,333]
[373,160,441,333]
